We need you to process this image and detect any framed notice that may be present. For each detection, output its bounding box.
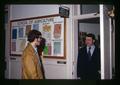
[10,14,66,59]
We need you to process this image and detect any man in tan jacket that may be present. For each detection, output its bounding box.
[22,30,44,79]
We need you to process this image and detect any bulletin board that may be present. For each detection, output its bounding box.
[10,14,66,59]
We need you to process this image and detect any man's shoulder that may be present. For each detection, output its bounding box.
[94,45,100,50]
[22,45,35,56]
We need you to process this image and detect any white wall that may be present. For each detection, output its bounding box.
[79,23,100,39]
[6,4,73,79]
[10,5,59,20]
[10,57,22,79]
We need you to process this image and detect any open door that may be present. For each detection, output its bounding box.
[72,5,100,79]
[100,5,115,79]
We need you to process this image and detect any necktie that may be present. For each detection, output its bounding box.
[88,47,91,60]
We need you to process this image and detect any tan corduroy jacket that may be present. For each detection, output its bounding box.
[22,43,43,79]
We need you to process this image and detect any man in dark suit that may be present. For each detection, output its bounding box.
[77,33,100,79]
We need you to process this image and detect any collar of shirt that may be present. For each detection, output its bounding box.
[87,45,95,56]
[30,43,41,65]
[30,43,38,53]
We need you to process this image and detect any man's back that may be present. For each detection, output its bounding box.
[22,43,43,79]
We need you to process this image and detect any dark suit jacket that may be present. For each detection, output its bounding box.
[77,45,100,79]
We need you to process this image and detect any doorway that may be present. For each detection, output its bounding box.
[72,5,115,79]
[77,17,100,79]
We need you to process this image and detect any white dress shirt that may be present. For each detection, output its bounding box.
[87,45,95,56]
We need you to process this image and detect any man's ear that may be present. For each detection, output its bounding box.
[93,40,95,43]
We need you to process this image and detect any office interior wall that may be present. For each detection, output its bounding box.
[79,23,100,39]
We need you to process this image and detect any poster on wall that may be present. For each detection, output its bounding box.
[10,14,66,59]
[25,25,31,36]
[53,41,61,55]
[18,27,24,38]
[54,24,61,39]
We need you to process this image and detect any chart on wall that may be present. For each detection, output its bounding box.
[10,14,66,59]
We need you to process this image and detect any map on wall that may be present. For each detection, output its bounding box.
[10,14,66,59]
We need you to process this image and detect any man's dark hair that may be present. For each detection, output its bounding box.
[37,37,46,56]
[86,33,96,40]
[27,30,42,42]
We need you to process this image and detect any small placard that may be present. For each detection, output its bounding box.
[59,6,69,18]
[57,61,66,64]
